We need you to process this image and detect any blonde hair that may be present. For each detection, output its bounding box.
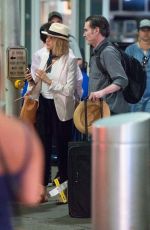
[52,37,69,57]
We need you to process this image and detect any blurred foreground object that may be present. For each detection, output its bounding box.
[0,111,44,230]
[92,112,150,230]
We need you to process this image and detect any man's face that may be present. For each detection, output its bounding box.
[139,27,150,42]
[49,16,62,24]
[83,21,98,47]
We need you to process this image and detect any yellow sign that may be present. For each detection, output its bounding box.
[14,79,25,89]
[7,47,28,80]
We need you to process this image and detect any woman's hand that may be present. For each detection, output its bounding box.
[35,69,52,85]
[25,69,35,86]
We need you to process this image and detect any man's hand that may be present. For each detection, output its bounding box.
[89,84,121,101]
[89,90,105,101]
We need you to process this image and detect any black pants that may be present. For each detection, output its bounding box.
[36,95,72,185]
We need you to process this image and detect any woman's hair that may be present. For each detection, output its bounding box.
[52,37,69,57]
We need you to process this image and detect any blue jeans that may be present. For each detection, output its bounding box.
[130,98,150,112]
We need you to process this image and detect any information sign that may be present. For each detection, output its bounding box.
[7,47,28,79]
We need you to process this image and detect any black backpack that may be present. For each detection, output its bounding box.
[95,41,147,104]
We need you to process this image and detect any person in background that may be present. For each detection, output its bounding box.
[125,19,150,112]
[31,22,50,77]
[28,23,77,202]
[0,111,44,230]
[80,48,89,100]
[83,15,129,114]
[23,22,50,95]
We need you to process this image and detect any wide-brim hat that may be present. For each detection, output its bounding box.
[42,23,69,41]
[73,100,110,134]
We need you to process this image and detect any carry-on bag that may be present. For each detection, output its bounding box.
[68,99,110,218]
[68,140,91,218]
[68,99,92,218]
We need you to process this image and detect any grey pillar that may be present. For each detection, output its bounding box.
[92,112,150,230]
[2,0,22,116]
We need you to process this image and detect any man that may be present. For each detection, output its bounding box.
[48,11,83,67]
[83,15,129,114]
[125,19,150,112]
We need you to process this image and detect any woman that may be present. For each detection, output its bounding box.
[34,23,77,201]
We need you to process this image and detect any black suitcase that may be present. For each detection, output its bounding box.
[68,99,91,218]
[68,99,106,218]
[68,141,91,218]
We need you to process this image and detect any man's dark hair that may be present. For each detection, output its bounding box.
[85,15,110,37]
[40,22,51,43]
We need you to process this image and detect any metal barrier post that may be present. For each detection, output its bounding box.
[92,112,150,230]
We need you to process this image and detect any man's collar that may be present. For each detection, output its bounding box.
[92,38,109,55]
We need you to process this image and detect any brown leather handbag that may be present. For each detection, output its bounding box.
[19,95,39,124]
[19,79,42,124]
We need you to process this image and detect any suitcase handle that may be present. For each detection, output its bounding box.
[84,99,88,139]
[99,98,103,118]
[84,98,104,139]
